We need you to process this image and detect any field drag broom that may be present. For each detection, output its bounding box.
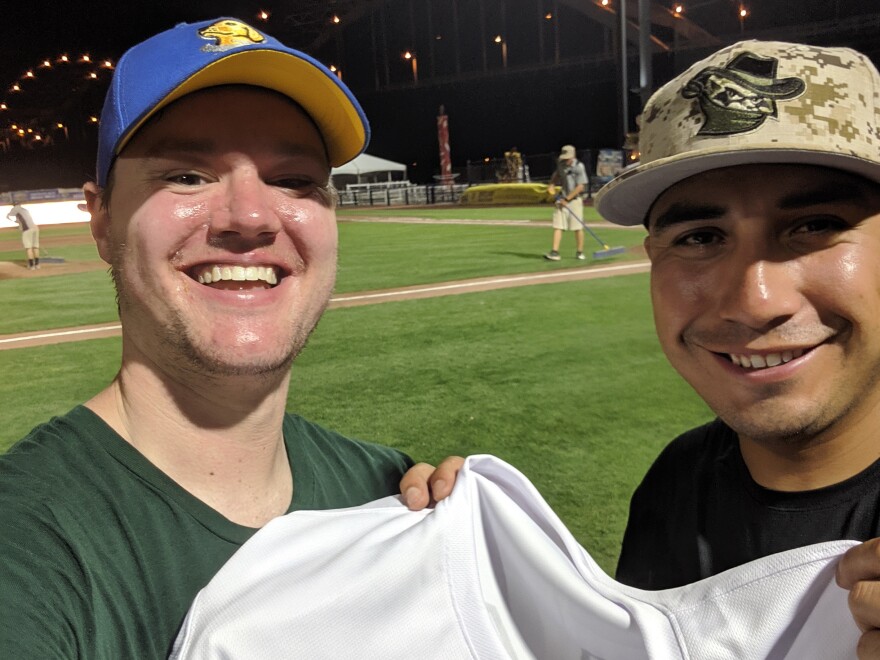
[38,245,65,265]
[557,197,626,259]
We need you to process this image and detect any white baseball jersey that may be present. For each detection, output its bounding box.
[170,455,860,659]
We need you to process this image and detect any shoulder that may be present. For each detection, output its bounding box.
[1,407,92,484]
[283,413,413,480]
[629,418,737,500]
[284,413,411,464]
[616,419,736,587]
[649,418,735,467]
[0,406,127,533]
[0,408,113,541]
[282,414,414,509]
[0,411,100,657]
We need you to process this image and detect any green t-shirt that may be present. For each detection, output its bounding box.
[0,405,413,659]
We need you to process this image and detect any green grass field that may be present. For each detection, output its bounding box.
[0,207,710,574]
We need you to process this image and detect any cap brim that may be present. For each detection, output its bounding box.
[116,49,367,168]
[595,147,880,226]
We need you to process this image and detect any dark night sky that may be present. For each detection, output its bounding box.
[2,1,879,188]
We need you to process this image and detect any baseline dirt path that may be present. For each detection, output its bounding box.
[0,259,106,280]
[0,260,650,351]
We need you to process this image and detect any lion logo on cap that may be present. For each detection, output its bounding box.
[682,51,806,135]
[199,20,265,52]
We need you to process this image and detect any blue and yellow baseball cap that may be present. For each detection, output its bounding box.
[96,17,370,186]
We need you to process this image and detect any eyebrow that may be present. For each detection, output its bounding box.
[777,181,869,209]
[649,180,875,232]
[650,203,726,233]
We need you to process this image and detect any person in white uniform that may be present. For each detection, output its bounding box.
[6,202,39,269]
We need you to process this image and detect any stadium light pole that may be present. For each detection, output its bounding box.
[617,0,629,143]
[637,0,652,110]
[403,51,418,83]
[493,35,508,69]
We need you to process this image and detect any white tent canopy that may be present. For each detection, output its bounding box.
[332,153,406,178]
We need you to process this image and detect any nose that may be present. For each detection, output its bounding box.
[716,253,803,331]
[208,168,281,245]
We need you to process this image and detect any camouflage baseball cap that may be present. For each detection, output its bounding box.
[595,40,880,226]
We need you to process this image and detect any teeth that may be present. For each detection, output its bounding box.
[728,348,805,370]
[194,264,279,287]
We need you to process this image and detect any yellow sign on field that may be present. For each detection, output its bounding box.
[459,183,555,205]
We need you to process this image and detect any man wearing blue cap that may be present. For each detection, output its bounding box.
[0,17,446,658]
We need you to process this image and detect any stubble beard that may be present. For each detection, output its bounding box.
[110,260,328,380]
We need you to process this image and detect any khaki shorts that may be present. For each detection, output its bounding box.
[21,227,39,249]
[551,198,584,231]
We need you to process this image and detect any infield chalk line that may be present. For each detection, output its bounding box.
[0,324,123,345]
[331,261,649,303]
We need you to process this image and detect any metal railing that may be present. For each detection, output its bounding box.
[337,183,470,207]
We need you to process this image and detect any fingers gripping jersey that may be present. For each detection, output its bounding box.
[171,456,859,659]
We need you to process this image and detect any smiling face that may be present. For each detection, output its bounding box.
[645,164,880,448]
[86,86,337,378]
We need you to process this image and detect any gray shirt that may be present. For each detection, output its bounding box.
[554,160,588,197]
[7,205,35,232]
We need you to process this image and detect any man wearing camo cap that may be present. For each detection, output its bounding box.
[595,40,880,654]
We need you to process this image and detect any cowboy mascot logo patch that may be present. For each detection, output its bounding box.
[682,51,806,135]
[199,20,265,52]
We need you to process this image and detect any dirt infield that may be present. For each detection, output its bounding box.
[0,259,650,351]
[0,229,103,279]
[0,259,106,280]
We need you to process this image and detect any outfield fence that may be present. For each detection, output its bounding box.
[337,183,469,206]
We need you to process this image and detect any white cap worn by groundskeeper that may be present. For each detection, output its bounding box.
[559,144,577,160]
[595,40,880,226]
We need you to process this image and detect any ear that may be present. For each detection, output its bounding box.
[83,181,113,265]
[643,235,655,262]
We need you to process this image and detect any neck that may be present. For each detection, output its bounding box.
[86,351,293,528]
[739,413,880,491]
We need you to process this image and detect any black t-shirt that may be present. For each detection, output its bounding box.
[616,418,880,590]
